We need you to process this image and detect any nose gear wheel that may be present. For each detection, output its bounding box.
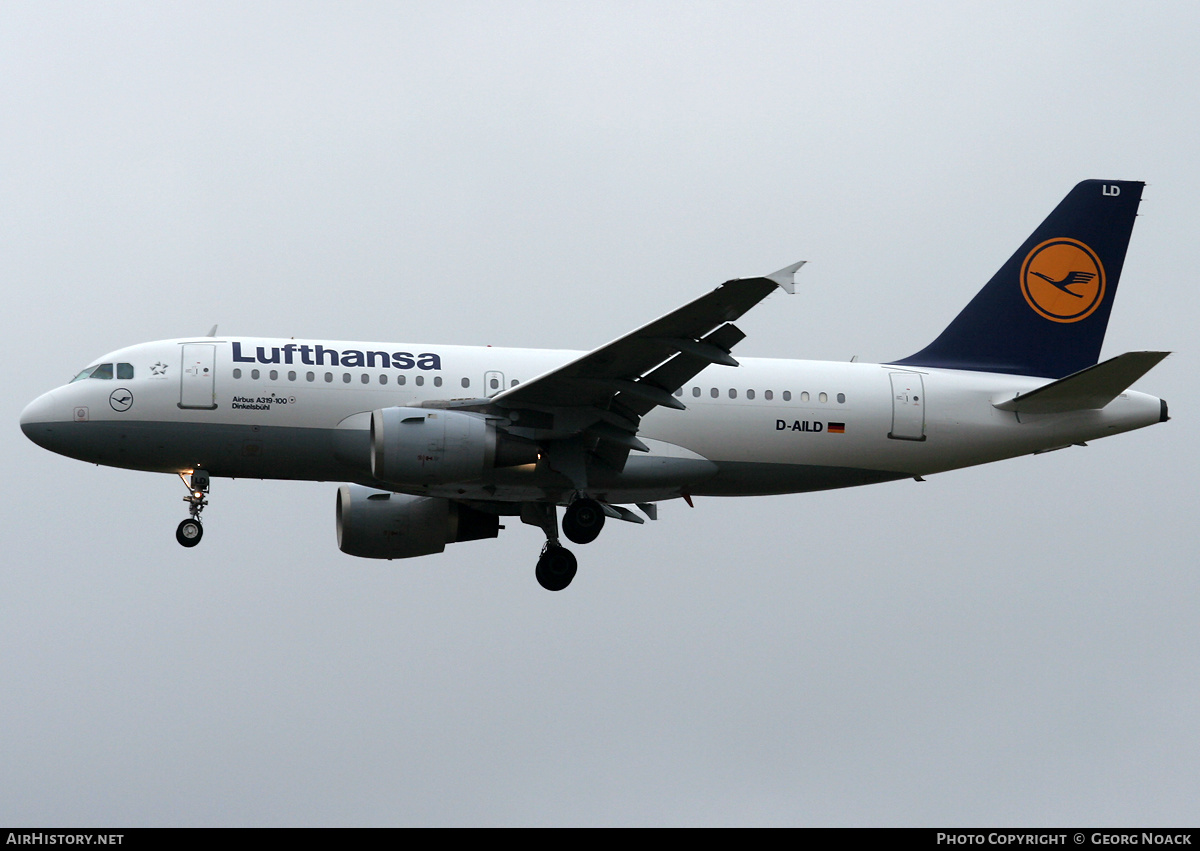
[176,518,203,547]
[176,470,209,548]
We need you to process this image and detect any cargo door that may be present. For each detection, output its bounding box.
[888,372,925,441]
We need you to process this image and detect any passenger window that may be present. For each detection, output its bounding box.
[692,387,701,397]
[764,390,773,400]
[380,374,388,385]
[288,371,296,381]
[233,368,242,379]
[342,373,351,383]
[462,378,470,388]
[251,369,260,380]
[306,372,315,382]
[783,391,792,401]
[801,391,810,402]
[837,392,846,404]
[434,376,443,387]
[324,372,333,383]
[747,389,755,400]
[819,392,828,403]
[117,363,134,379]
[269,369,278,381]
[674,388,683,397]
[729,389,737,399]
[397,375,406,385]
[490,377,499,390]
[511,379,519,387]
[710,388,719,398]
[416,376,424,386]
[361,374,370,384]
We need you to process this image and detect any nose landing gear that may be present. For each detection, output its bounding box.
[176,469,209,548]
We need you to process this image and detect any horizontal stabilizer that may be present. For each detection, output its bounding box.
[994,351,1169,414]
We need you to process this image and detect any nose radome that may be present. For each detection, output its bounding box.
[20,389,61,447]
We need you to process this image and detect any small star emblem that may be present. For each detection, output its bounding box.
[151,362,167,376]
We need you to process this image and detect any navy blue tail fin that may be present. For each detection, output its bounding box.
[890,179,1144,379]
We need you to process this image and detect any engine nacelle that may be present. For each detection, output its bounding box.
[336,484,500,559]
[370,406,536,486]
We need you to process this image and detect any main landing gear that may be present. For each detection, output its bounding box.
[523,497,607,591]
[535,543,577,592]
[562,497,605,545]
[176,469,209,548]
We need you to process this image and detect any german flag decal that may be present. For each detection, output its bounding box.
[827,422,845,434]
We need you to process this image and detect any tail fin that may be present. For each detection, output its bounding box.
[891,179,1144,378]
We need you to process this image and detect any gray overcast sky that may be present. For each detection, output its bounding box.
[2,1,1197,826]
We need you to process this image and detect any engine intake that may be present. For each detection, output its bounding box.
[336,484,500,559]
[370,407,536,486]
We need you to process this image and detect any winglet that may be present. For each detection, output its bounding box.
[764,261,806,294]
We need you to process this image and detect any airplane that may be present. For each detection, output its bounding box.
[20,179,1170,590]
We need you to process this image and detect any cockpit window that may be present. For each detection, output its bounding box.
[117,363,134,379]
[70,363,115,383]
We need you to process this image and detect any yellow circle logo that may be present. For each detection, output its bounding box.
[1020,238,1106,323]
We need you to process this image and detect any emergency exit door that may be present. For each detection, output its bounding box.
[484,371,505,397]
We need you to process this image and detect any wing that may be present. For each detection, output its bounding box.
[484,262,804,482]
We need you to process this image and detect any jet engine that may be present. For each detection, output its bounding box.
[370,407,537,486]
[336,484,500,559]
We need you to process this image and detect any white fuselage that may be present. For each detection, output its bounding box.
[20,336,1165,506]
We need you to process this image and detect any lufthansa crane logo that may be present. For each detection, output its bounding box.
[1020,238,1106,323]
[109,388,134,412]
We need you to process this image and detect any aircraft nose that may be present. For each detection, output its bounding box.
[20,389,62,449]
